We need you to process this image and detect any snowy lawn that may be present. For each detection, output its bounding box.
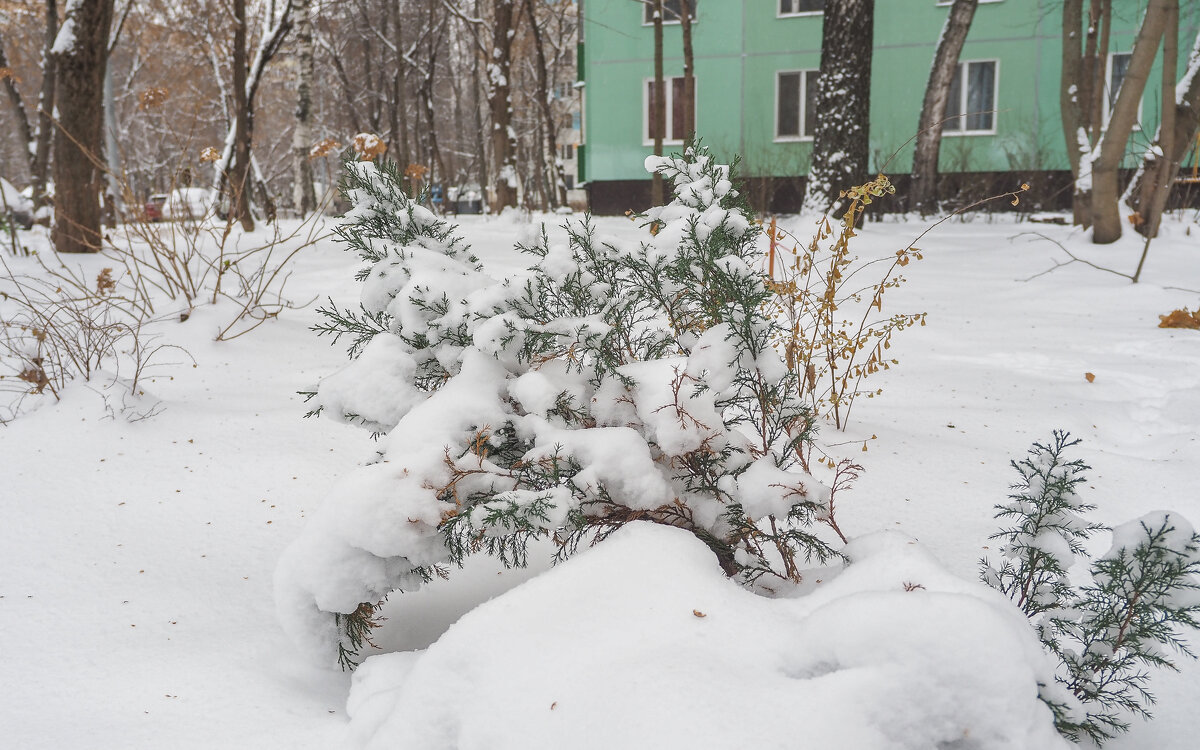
[2,209,1198,748]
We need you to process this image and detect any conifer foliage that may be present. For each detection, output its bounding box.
[278,146,843,668]
[982,432,1200,744]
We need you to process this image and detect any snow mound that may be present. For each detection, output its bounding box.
[344,523,1068,750]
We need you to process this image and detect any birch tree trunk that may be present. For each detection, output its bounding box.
[803,0,875,215]
[910,0,977,216]
[292,0,317,216]
[51,0,114,254]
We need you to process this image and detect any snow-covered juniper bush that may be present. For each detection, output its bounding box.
[982,431,1200,745]
[279,146,849,669]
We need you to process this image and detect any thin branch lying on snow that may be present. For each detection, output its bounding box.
[1014,231,1136,282]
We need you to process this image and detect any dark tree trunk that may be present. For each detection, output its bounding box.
[388,0,411,171]
[1133,1,1177,243]
[488,0,519,210]
[51,0,114,254]
[803,0,875,215]
[1086,0,1112,144]
[417,0,447,188]
[651,0,664,206]
[471,4,488,190]
[231,0,254,231]
[31,0,58,211]
[1125,31,1200,236]
[292,0,317,215]
[1060,0,1091,225]
[680,0,695,141]
[0,34,34,178]
[910,0,977,216]
[1091,0,1171,244]
[524,0,567,208]
[1062,0,1112,227]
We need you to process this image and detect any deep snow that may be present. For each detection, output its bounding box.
[2,209,1198,748]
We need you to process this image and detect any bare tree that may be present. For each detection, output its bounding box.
[679,0,694,140]
[30,0,58,209]
[650,0,664,206]
[802,0,875,215]
[488,0,519,209]
[0,33,35,178]
[1060,0,1112,226]
[522,0,567,208]
[1125,28,1200,239]
[211,0,293,227]
[51,0,115,253]
[0,0,58,209]
[418,0,449,186]
[910,0,977,216]
[1085,0,1172,244]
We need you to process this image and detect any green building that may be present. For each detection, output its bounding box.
[577,0,1200,213]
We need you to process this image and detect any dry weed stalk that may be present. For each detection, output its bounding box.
[764,175,925,431]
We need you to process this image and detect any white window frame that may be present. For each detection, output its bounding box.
[777,0,824,17]
[642,76,694,146]
[1104,51,1142,129]
[774,69,819,142]
[641,1,697,26]
[943,58,999,137]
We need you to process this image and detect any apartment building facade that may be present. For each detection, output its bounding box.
[577,0,1199,213]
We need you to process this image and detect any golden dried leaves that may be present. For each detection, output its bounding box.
[1084,372,1096,383]
[309,136,342,159]
[137,87,169,111]
[353,132,388,161]
[199,146,220,163]
[1158,308,1200,330]
[403,162,430,180]
[96,268,116,297]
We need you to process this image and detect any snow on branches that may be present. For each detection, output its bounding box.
[278,146,844,667]
[982,432,1200,744]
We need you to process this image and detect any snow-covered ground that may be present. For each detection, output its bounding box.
[2,210,1198,748]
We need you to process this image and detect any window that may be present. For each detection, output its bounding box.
[775,69,819,140]
[1104,52,1141,126]
[643,0,698,24]
[778,0,824,16]
[560,144,575,161]
[943,60,997,134]
[645,76,694,144]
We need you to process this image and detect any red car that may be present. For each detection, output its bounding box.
[143,193,168,222]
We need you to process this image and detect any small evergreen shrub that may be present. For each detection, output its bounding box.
[982,431,1200,744]
[292,146,849,667]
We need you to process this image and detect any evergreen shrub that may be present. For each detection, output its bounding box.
[290,147,849,668]
[982,431,1200,744]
